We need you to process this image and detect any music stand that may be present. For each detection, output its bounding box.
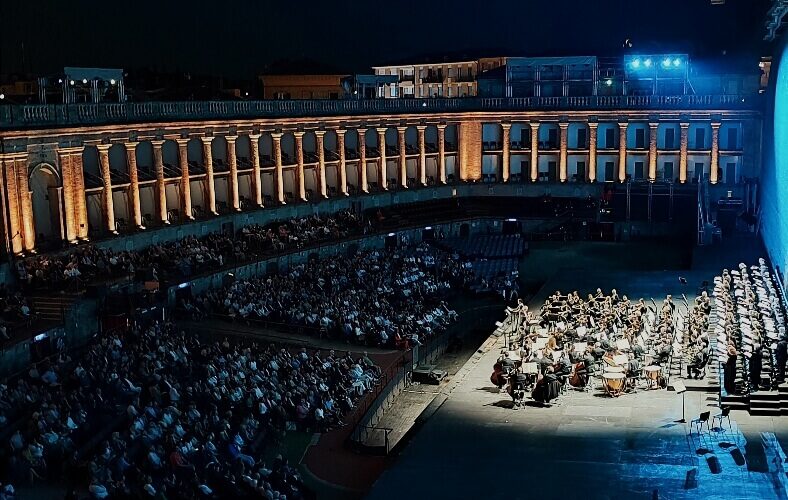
[669,380,688,423]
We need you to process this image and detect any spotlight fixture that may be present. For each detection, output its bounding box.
[643,58,652,68]
[110,79,116,85]
[673,58,682,67]
[605,78,613,86]
[58,78,63,84]
[0,93,4,100]
[82,78,88,84]
[631,59,641,69]
[662,58,672,68]
[69,80,75,85]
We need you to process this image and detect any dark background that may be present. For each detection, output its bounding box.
[0,0,773,77]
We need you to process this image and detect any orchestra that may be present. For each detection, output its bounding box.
[491,286,712,408]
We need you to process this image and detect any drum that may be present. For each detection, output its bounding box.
[602,373,625,397]
[644,365,661,388]
[605,366,625,374]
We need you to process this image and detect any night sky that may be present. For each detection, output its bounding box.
[0,0,773,78]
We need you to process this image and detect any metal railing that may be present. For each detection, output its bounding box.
[0,94,760,130]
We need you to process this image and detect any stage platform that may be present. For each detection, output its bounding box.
[368,329,788,500]
[369,257,788,499]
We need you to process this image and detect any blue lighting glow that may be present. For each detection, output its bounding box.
[605,78,613,86]
[643,58,652,68]
[762,43,788,277]
[662,58,672,68]
[631,59,641,69]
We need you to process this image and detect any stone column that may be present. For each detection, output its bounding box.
[588,123,598,183]
[358,128,368,192]
[272,132,285,203]
[501,123,511,183]
[417,125,427,185]
[397,126,407,188]
[648,122,659,182]
[315,130,327,198]
[679,122,689,184]
[57,150,77,243]
[124,142,143,228]
[559,122,569,183]
[530,122,540,182]
[152,140,168,223]
[377,127,388,190]
[176,139,193,220]
[97,144,116,233]
[10,156,34,252]
[710,122,721,184]
[0,156,22,254]
[618,122,628,183]
[200,137,217,214]
[226,135,239,211]
[437,124,447,184]
[248,134,263,207]
[337,129,348,195]
[294,131,306,201]
[72,148,89,239]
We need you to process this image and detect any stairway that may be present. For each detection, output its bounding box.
[749,391,782,416]
[27,293,81,323]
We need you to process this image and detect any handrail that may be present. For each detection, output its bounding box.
[0,95,761,130]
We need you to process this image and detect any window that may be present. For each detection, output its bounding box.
[695,128,706,149]
[634,161,644,180]
[390,85,398,98]
[577,128,587,148]
[694,162,704,182]
[635,128,645,149]
[605,128,615,148]
[576,161,586,182]
[664,162,674,182]
[725,162,736,185]
[447,86,452,97]
[727,128,738,150]
[665,128,675,149]
[548,128,558,148]
[547,161,557,182]
[604,161,615,182]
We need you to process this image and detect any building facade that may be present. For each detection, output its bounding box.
[0,88,761,257]
[372,57,507,99]
[260,74,349,100]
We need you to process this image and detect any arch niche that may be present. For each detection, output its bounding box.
[29,163,64,245]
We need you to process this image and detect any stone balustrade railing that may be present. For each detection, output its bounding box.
[0,95,760,130]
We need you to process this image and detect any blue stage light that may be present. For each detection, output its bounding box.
[644,58,652,68]
[663,58,672,68]
[605,78,613,86]
[673,58,682,67]
[631,59,641,69]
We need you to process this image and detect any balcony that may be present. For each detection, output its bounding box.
[0,94,760,130]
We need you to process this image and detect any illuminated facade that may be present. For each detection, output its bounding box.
[0,89,761,256]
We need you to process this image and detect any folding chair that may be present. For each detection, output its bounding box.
[690,411,711,435]
[711,407,732,430]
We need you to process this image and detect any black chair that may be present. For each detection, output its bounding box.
[711,407,731,430]
[690,411,711,435]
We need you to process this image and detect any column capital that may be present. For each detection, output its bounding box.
[500,122,512,130]
[57,146,86,154]
[96,143,112,152]
[225,135,238,143]
[587,122,599,129]
[200,136,214,145]
[357,127,368,134]
[396,126,408,133]
[680,122,690,129]
[649,122,660,129]
[314,130,326,137]
[248,133,262,140]
[150,139,165,147]
[293,131,305,138]
[124,141,138,151]
[335,128,346,135]
[711,121,722,129]
[558,122,569,129]
[618,121,628,128]
[271,132,284,140]
[376,127,389,134]
[436,123,448,130]
[416,125,428,131]
[174,137,190,146]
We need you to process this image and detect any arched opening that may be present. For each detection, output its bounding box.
[29,164,64,247]
[108,143,131,231]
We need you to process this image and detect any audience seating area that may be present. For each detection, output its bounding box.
[183,243,470,348]
[0,320,380,499]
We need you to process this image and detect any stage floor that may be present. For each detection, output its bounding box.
[368,264,788,500]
